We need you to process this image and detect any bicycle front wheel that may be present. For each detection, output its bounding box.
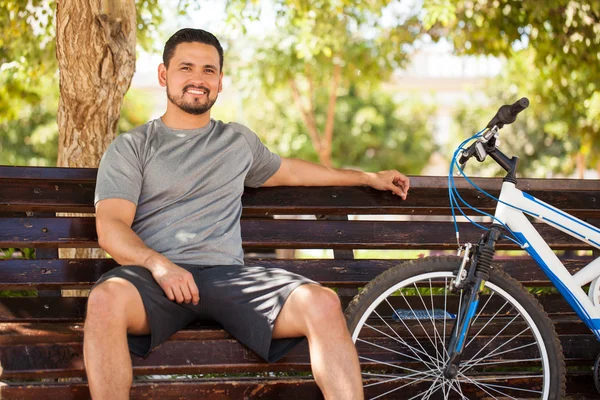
[345,256,565,399]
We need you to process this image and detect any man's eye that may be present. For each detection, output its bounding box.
[181,67,190,71]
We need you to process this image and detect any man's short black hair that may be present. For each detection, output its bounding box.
[163,28,224,72]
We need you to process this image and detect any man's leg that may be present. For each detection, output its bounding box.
[272,284,363,400]
[84,278,150,400]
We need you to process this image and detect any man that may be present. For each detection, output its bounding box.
[85,28,410,400]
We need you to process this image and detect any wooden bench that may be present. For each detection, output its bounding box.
[0,165,599,399]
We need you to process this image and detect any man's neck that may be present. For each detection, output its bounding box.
[161,104,211,130]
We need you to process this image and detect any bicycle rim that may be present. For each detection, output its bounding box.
[349,269,553,399]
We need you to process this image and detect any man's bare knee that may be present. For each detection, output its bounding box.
[86,278,150,335]
[292,285,344,328]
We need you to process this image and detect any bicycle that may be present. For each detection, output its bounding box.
[345,98,600,399]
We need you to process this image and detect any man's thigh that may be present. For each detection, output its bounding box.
[193,265,317,361]
[91,265,200,357]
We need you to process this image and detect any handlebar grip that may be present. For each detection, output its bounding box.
[486,97,530,129]
[509,97,529,116]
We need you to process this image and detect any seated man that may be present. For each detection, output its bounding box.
[84,28,410,400]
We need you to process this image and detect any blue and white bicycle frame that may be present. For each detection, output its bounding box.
[495,181,600,337]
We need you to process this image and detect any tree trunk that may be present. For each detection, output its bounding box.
[55,0,136,276]
[56,0,136,168]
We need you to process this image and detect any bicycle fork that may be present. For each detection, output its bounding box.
[443,225,504,379]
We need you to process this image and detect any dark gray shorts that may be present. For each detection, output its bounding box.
[90,264,318,362]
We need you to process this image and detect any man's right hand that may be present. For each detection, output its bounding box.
[148,256,200,305]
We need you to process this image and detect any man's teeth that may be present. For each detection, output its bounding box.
[187,89,206,95]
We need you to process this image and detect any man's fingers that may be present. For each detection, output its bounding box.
[387,183,406,199]
[188,281,200,305]
[172,285,185,303]
[393,174,410,193]
[180,284,193,304]
[164,285,175,302]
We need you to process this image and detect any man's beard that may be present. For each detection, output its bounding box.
[167,84,218,115]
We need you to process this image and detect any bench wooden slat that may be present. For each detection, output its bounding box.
[0,166,97,181]
[1,340,312,379]
[3,166,598,190]
[0,293,580,323]
[1,171,598,217]
[3,374,599,400]
[0,379,323,400]
[0,258,592,289]
[0,218,587,249]
[0,181,95,213]
[1,331,597,379]
[0,315,590,347]
[4,374,598,400]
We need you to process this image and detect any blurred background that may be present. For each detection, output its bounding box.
[1,0,598,179]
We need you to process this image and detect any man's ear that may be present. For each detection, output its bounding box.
[158,63,167,87]
[218,72,223,93]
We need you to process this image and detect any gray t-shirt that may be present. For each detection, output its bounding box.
[94,118,281,266]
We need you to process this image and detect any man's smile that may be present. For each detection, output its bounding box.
[184,87,208,96]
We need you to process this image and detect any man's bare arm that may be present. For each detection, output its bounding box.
[262,158,410,199]
[96,198,199,305]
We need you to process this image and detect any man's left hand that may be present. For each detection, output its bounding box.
[366,170,410,200]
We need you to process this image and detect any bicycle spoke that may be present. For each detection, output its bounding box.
[461,327,534,373]
[443,277,449,363]
[363,321,436,364]
[397,289,440,364]
[404,375,443,400]
[461,312,522,368]
[468,291,495,329]
[382,300,439,365]
[357,336,437,369]
[461,356,541,369]
[416,279,448,365]
[461,374,541,397]
[460,374,543,382]
[464,296,511,349]
[368,311,438,366]
[458,373,505,400]
[448,379,470,400]
[359,355,439,379]
[363,370,427,388]
[421,374,444,400]
[370,370,441,400]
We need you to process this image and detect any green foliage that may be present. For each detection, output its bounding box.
[224,0,429,165]
[118,88,156,134]
[449,50,579,178]
[424,0,600,169]
[0,1,163,166]
[244,84,437,173]
[228,0,423,91]
[1,247,36,297]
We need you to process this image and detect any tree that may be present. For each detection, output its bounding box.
[226,0,428,166]
[243,84,437,174]
[1,0,190,167]
[423,0,600,176]
[55,0,136,168]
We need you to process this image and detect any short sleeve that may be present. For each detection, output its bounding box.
[94,133,144,206]
[237,124,281,188]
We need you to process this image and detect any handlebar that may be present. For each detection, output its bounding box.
[458,97,529,169]
[486,97,529,129]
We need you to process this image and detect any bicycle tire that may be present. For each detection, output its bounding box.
[345,256,565,399]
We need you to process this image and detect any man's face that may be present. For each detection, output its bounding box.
[159,42,223,115]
